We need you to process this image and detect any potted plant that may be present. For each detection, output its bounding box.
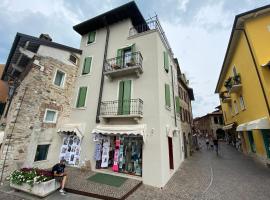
[224,77,233,90]
[233,74,241,84]
[10,168,60,197]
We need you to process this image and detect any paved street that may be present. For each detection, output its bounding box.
[1,142,270,200]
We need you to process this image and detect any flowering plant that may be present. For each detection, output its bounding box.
[10,168,53,187]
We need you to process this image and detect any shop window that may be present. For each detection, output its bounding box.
[239,95,246,110]
[76,87,87,108]
[34,144,49,161]
[53,69,66,87]
[87,31,96,44]
[43,109,58,123]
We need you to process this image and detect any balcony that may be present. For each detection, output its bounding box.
[224,74,242,94]
[104,52,143,79]
[100,99,143,121]
[220,92,231,103]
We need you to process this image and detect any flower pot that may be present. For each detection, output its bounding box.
[10,179,60,197]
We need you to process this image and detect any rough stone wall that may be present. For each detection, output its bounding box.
[0,55,78,179]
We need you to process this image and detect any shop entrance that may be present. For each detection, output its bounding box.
[168,137,174,169]
[94,134,143,176]
[262,130,270,158]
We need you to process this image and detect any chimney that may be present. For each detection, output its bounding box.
[39,34,52,42]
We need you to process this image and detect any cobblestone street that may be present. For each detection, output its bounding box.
[1,142,270,200]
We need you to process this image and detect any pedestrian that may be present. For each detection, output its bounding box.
[213,138,219,155]
[206,137,210,150]
[52,159,67,194]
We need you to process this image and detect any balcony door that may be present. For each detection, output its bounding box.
[118,80,131,115]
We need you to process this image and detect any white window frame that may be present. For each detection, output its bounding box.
[239,95,246,110]
[53,69,66,88]
[43,109,58,123]
[69,54,78,65]
[86,31,97,46]
[234,100,239,114]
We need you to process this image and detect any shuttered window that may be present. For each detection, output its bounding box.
[82,57,92,75]
[175,96,180,113]
[163,51,169,72]
[87,31,96,44]
[165,84,171,107]
[76,87,87,108]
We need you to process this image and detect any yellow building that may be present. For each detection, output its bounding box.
[215,5,270,166]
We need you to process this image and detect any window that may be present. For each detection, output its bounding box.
[219,117,223,125]
[44,109,57,123]
[229,104,234,116]
[234,100,239,114]
[34,144,49,161]
[53,70,66,87]
[165,84,171,108]
[69,54,77,64]
[76,87,87,108]
[87,31,96,44]
[175,96,180,114]
[239,95,246,110]
[214,117,218,124]
[163,51,169,72]
[82,57,92,75]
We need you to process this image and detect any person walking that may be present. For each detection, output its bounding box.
[213,138,219,156]
[206,137,210,150]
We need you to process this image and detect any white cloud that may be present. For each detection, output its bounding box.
[177,0,190,12]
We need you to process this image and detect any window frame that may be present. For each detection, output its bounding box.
[53,69,66,88]
[75,86,88,108]
[43,109,58,123]
[34,144,50,162]
[69,54,78,65]
[81,56,93,76]
[86,31,96,45]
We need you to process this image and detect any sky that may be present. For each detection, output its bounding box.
[0,0,269,117]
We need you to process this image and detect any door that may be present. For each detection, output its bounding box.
[168,137,174,169]
[247,131,256,153]
[262,130,270,158]
[118,80,131,115]
[183,133,188,158]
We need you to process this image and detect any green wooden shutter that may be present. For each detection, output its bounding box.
[175,96,180,113]
[88,31,96,44]
[82,57,92,75]
[118,81,124,115]
[163,51,169,72]
[116,49,123,67]
[123,80,131,115]
[165,84,171,107]
[76,87,87,108]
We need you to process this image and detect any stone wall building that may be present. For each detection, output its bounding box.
[0,33,81,179]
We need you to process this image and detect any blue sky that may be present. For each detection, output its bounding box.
[0,0,269,117]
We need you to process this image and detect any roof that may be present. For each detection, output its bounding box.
[73,1,147,35]
[2,32,82,80]
[215,4,270,93]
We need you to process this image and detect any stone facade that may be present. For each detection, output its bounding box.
[0,55,78,178]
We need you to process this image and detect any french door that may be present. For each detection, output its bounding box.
[118,80,131,115]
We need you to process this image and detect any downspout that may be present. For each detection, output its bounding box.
[235,28,270,117]
[96,17,110,123]
[170,65,177,126]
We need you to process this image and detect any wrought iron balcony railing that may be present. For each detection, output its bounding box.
[100,98,143,117]
[104,52,143,73]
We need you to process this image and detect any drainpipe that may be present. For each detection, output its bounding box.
[96,17,110,123]
[170,65,177,126]
[235,28,270,118]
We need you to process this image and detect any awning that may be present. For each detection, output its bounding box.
[237,117,270,131]
[223,123,235,130]
[0,131,4,144]
[92,124,147,142]
[57,123,84,139]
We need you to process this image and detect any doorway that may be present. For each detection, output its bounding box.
[262,130,270,158]
[247,131,256,153]
[168,137,174,169]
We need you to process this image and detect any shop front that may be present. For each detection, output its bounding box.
[92,124,146,177]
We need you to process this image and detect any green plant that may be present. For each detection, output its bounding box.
[10,168,53,187]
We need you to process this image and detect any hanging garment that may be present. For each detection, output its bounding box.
[112,139,121,172]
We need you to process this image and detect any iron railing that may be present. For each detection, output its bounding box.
[105,52,143,72]
[129,16,173,56]
[100,98,143,116]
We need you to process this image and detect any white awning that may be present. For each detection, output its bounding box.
[57,123,84,139]
[223,123,234,130]
[237,117,270,131]
[0,131,4,144]
[92,124,147,142]
[236,123,246,131]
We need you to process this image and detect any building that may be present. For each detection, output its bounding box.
[0,64,8,117]
[194,108,224,139]
[175,59,195,157]
[0,33,81,179]
[60,1,194,187]
[215,5,270,166]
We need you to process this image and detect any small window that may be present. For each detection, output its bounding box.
[214,117,218,124]
[234,100,239,114]
[34,144,49,161]
[239,95,246,110]
[69,54,77,64]
[54,70,66,87]
[87,31,96,44]
[76,87,87,108]
[163,51,169,72]
[44,109,58,123]
[82,57,92,75]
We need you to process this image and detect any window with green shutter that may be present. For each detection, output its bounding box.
[82,57,92,75]
[163,51,169,72]
[87,31,96,44]
[175,96,180,113]
[76,87,87,108]
[165,84,171,108]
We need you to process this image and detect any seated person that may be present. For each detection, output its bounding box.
[52,159,67,194]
